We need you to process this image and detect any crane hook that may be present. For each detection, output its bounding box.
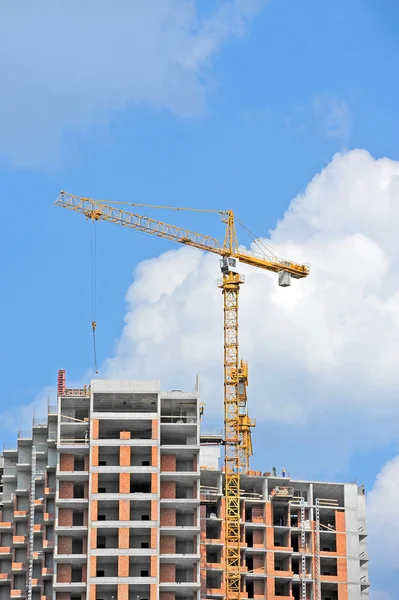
[92,320,98,374]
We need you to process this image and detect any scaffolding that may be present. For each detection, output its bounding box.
[300,498,306,600]
[314,498,321,600]
[27,445,36,600]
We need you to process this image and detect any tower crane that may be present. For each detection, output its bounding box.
[55,191,309,600]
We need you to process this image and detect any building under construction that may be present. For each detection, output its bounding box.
[0,371,369,600]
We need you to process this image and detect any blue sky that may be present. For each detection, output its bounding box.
[1,0,399,596]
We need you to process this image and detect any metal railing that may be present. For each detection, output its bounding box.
[200,429,223,437]
[161,416,197,424]
[64,388,90,397]
[32,418,48,427]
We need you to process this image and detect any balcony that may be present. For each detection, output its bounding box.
[13,535,27,546]
[11,591,26,598]
[44,513,55,523]
[0,546,11,556]
[0,573,11,584]
[0,521,13,531]
[3,466,17,479]
[14,511,28,520]
[12,562,27,571]
[205,588,224,597]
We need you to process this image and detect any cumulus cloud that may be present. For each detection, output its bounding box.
[0,0,265,168]
[368,455,399,572]
[103,150,399,443]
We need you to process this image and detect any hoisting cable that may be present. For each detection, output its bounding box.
[90,219,99,374]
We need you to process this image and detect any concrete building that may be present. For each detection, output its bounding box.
[0,373,369,600]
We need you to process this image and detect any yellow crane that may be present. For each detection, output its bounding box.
[55,191,309,600]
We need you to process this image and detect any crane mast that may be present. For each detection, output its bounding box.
[220,271,244,598]
[55,191,309,600]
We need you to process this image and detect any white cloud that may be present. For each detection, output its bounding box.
[103,150,399,445]
[313,95,352,140]
[0,0,265,168]
[0,386,55,436]
[368,454,399,572]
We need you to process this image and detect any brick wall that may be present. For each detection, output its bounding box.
[160,536,176,554]
[253,555,264,571]
[151,528,158,549]
[91,501,98,522]
[119,528,129,549]
[160,592,176,600]
[119,500,130,521]
[252,529,264,546]
[118,555,129,577]
[120,431,131,440]
[161,455,176,472]
[90,528,97,550]
[57,564,72,582]
[336,511,347,555]
[91,446,99,467]
[91,419,99,440]
[57,536,72,554]
[58,509,73,527]
[152,473,159,494]
[118,584,129,600]
[151,556,157,578]
[151,500,158,521]
[160,508,176,526]
[90,556,96,578]
[60,455,74,471]
[152,446,158,468]
[152,419,158,440]
[91,473,98,494]
[160,564,176,583]
[120,446,130,466]
[253,580,265,596]
[59,481,73,499]
[56,594,71,600]
[119,473,130,494]
[161,482,176,499]
[337,557,348,580]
